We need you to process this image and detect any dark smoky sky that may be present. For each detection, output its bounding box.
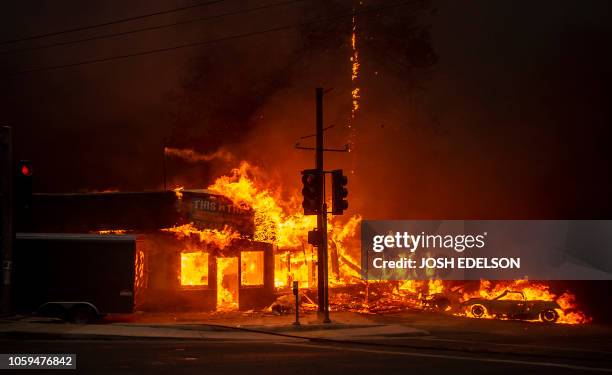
[1,0,611,219]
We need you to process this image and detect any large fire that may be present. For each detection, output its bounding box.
[161,161,590,324]
[207,162,317,248]
[206,161,361,288]
[98,8,590,324]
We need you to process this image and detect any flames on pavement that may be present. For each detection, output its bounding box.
[159,161,590,324]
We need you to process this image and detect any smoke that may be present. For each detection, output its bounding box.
[164,147,234,163]
[221,0,612,221]
[3,0,611,220]
[199,0,438,220]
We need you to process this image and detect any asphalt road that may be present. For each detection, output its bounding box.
[2,311,612,374]
[2,335,612,375]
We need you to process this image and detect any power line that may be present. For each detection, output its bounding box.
[8,0,423,76]
[0,0,227,46]
[1,0,307,55]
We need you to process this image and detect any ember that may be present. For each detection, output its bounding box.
[97,229,127,235]
[348,7,361,149]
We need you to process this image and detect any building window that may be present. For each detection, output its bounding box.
[180,251,208,286]
[241,251,264,286]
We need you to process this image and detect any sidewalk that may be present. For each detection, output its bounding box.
[0,312,428,342]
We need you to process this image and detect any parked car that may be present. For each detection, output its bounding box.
[461,290,560,322]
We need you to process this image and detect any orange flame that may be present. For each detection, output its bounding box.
[206,161,361,289]
[241,251,264,286]
[207,161,317,248]
[180,251,209,286]
[459,280,591,324]
[173,186,184,200]
[217,257,239,311]
[162,223,240,249]
[97,229,127,235]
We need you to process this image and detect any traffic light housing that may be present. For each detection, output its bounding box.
[301,169,321,215]
[307,229,321,247]
[14,160,33,230]
[331,169,348,215]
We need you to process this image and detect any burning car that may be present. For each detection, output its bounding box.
[461,290,561,323]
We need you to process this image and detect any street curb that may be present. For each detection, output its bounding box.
[160,322,431,342]
[0,322,430,343]
[126,322,381,333]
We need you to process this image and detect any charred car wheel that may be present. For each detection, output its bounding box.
[470,304,486,318]
[540,309,559,323]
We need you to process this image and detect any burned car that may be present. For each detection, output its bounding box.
[461,290,560,322]
[421,287,464,312]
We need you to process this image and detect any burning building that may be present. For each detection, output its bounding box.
[27,188,277,312]
[22,161,591,324]
[137,233,274,312]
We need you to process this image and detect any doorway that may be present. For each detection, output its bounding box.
[216,257,239,311]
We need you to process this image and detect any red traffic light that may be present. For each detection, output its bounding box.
[303,174,315,184]
[20,163,32,177]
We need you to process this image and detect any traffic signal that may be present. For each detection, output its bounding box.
[331,169,348,215]
[15,160,33,211]
[301,169,321,215]
[307,229,321,247]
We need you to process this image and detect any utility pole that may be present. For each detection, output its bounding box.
[299,89,348,323]
[314,88,331,323]
[0,126,13,314]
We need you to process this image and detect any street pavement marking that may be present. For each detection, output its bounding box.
[276,342,612,372]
